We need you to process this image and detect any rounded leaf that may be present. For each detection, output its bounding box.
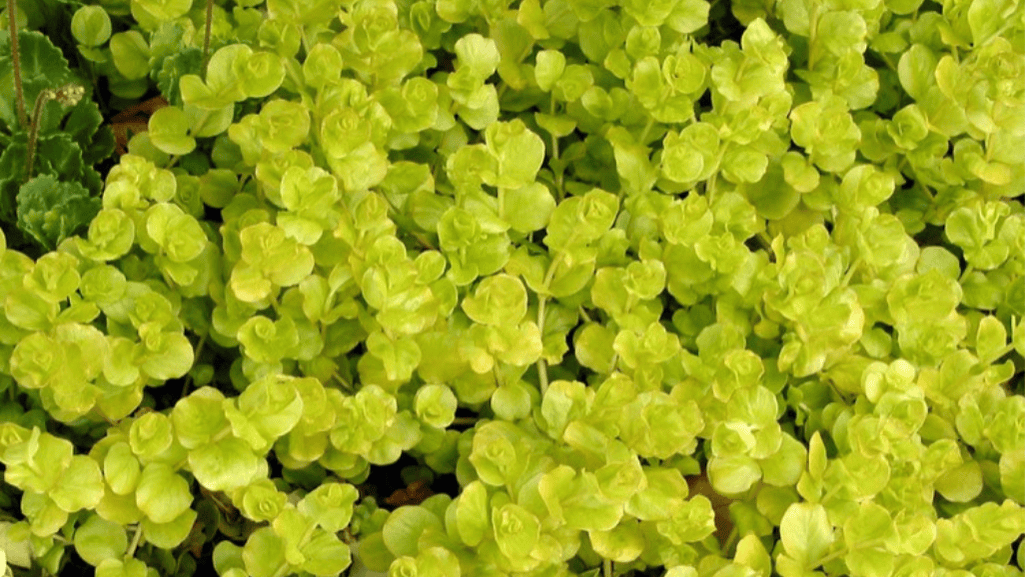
[534,50,566,92]
[461,274,527,326]
[240,51,286,98]
[414,384,458,429]
[71,5,112,47]
[135,463,193,524]
[243,527,287,577]
[188,437,263,492]
[109,31,150,80]
[73,515,127,567]
[239,479,287,522]
[50,456,105,513]
[103,442,141,495]
[503,183,555,233]
[149,106,196,155]
[382,506,443,558]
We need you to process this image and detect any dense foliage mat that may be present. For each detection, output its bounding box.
[1,0,1023,576]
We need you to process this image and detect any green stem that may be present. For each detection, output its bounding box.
[200,0,214,80]
[959,263,975,284]
[550,99,565,200]
[270,523,319,577]
[579,306,593,323]
[756,231,775,260]
[5,0,27,130]
[807,1,820,72]
[535,248,570,396]
[842,256,862,286]
[127,525,144,557]
[816,537,888,566]
[180,334,207,397]
[536,295,549,396]
[638,116,655,143]
[332,371,353,392]
[603,559,612,577]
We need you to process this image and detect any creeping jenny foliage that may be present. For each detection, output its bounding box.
[1,0,1024,576]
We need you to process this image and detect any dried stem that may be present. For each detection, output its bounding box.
[25,84,83,182]
[5,0,27,129]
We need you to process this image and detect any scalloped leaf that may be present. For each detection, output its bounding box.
[0,30,75,130]
[16,174,100,251]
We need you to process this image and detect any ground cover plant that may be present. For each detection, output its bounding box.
[1,0,1024,576]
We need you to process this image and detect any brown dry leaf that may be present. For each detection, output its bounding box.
[384,478,435,507]
[108,95,169,156]
[687,471,735,545]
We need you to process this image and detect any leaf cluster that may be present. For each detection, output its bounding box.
[1,0,1023,576]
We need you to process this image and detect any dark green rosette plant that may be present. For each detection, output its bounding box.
[1,0,1024,576]
[0,16,115,255]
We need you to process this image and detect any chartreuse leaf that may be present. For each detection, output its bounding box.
[103,442,141,495]
[300,531,350,576]
[71,5,112,47]
[237,315,300,363]
[188,436,263,492]
[365,331,421,382]
[136,323,194,381]
[298,482,358,532]
[77,209,135,262]
[843,503,895,577]
[454,33,501,79]
[109,31,150,79]
[485,119,546,190]
[967,0,1018,45]
[303,44,343,90]
[589,520,645,563]
[148,106,196,155]
[237,479,287,522]
[414,384,458,428]
[776,503,834,574]
[455,480,489,546]
[239,51,285,99]
[130,0,192,30]
[382,505,443,558]
[242,527,286,577]
[231,222,315,302]
[493,502,540,562]
[128,412,174,460]
[73,514,127,567]
[134,463,192,524]
[933,500,1025,566]
[95,557,149,577]
[538,466,622,531]
[655,494,715,543]
[503,183,556,233]
[172,387,229,449]
[535,50,566,91]
[461,274,527,326]
[2,427,73,493]
[236,374,304,446]
[49,456,104,513]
